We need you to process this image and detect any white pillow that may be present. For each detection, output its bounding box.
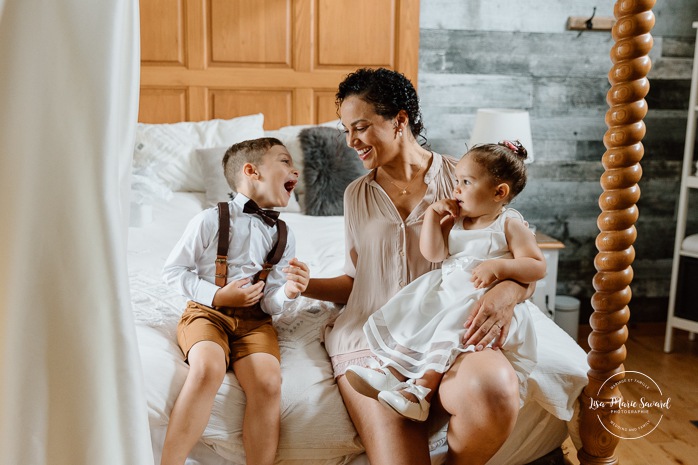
[265,120,341,205]
[134,114,265,192]
[195,145,302,212]
[194,146,230,207]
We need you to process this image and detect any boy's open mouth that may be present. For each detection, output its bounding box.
[284,180,297,193]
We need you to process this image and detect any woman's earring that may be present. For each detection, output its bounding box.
[398,129,403,137]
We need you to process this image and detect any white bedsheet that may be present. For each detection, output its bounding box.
[128,192,589,465]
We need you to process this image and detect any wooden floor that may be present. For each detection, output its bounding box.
[561,323,698,465]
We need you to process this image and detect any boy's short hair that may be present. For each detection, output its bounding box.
[222,137,284,191]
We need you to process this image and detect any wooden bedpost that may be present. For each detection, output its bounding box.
[577,1,655,464]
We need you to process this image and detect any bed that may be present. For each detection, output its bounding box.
[132,1,655,464]
[128,113,590,465]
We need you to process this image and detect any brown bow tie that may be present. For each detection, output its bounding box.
[243,200,280,226]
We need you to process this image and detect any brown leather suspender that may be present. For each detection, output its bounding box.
[215,202,287,288]
[215,202,230,288]
[255,220,287,283]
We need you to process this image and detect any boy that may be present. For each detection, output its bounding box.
[161,137,310,465]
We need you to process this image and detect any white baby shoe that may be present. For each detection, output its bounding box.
[345,365,401,399]
[378,380,431,422]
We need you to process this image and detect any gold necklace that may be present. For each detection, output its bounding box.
[381,156,426,195]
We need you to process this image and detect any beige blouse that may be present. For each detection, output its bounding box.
[324,152,458,370]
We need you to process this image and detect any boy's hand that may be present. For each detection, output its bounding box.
[212,278,265,308]
[284,258,310,299]
[471,261,499,289]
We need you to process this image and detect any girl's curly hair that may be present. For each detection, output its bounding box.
[336,67,426,144]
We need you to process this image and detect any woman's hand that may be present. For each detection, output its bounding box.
[462,280,529,350]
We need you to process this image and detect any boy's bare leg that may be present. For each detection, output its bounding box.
[161,341,227,465]
[233,353,282,465]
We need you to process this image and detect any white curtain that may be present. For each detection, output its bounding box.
[0,1,153,464]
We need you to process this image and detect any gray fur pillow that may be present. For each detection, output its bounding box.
[299,126,367,216]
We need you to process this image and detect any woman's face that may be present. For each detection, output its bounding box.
[339,95,400,170]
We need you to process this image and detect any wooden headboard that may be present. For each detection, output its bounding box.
[138,0,421,129]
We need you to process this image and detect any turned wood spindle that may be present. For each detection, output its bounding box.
[578,1,655,464]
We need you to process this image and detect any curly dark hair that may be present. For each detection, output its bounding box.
[336,67,426,143]
[467,142,528,201]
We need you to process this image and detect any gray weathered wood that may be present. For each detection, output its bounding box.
[417,2,697,313]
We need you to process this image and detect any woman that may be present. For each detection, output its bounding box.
[304,68,532,465]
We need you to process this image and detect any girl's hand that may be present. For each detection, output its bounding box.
[284,258,310,299]
[212,278,265,308]
[429,198,460,219]
[471,261,499,288]
[421,199,459,263]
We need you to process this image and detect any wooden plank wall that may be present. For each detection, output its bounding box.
[419,0,698,321]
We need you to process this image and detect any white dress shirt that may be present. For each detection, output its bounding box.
[162,193,296,315]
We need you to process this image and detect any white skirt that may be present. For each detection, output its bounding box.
[364,266,538,397]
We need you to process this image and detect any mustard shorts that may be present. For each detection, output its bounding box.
[177,300,280,369]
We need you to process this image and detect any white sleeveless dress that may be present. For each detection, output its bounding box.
[364,208,538,395]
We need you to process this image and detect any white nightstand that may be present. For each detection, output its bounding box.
[532,233,565,319]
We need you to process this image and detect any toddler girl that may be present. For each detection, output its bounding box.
[346,140,544,422]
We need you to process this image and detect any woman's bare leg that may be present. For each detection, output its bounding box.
[438,349,519,465]
[338,375,431,465]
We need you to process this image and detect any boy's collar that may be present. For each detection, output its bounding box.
[232,192,251,207]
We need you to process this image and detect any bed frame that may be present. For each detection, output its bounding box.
[576,1,655,464]
[137,1,657,463]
